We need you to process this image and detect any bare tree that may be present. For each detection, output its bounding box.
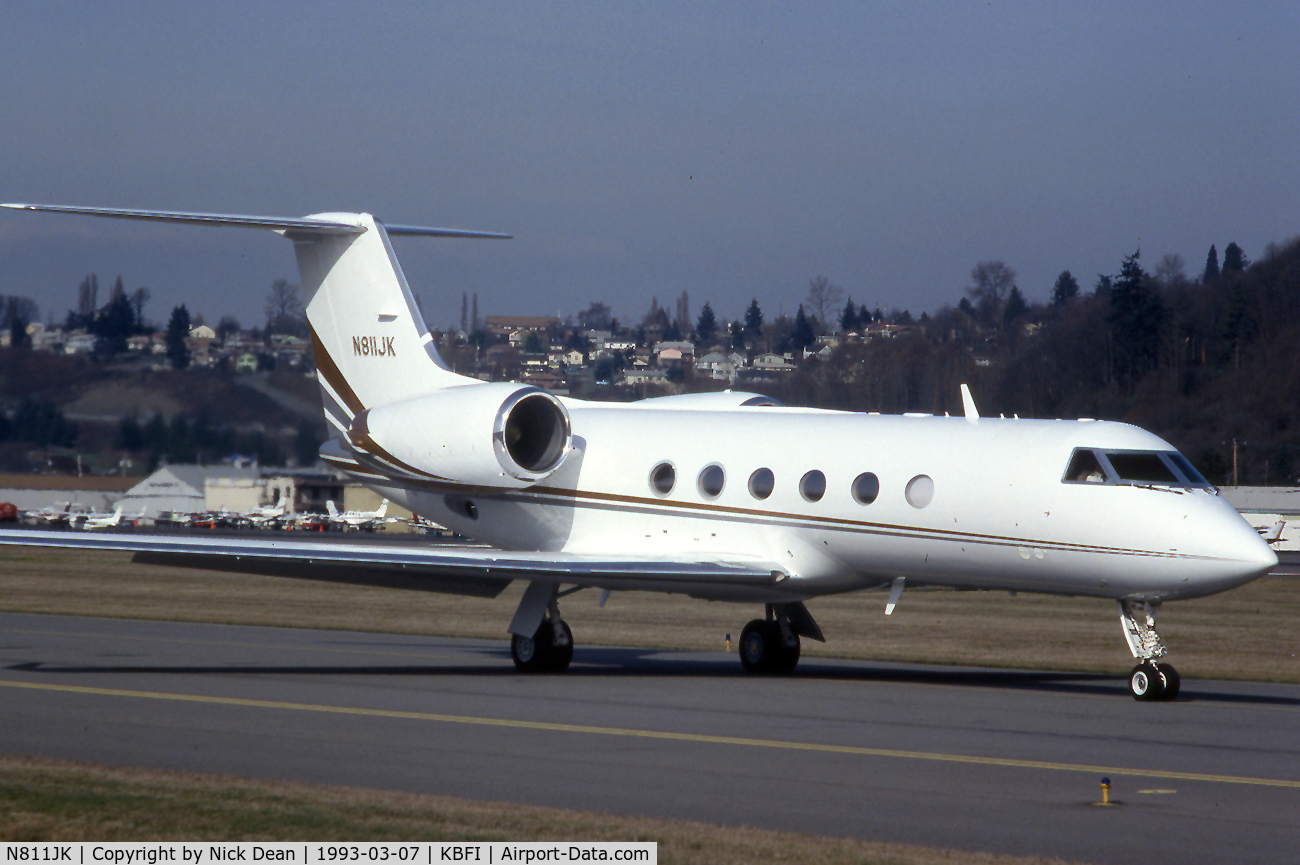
[1154,253,1186,289]
[578,302,612,331]
[130,287,151,328]
[805,276,843,333]
[265,278,305,336]
[673,290,690,335]
[77,274,98,319]
[967,261,1016,324]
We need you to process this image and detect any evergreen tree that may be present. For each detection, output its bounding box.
[743,298,764,338]
[1222,242,1248,275]
[694,302,717,345]
[1203,244,1220,282]
[1107,250,1162,389]
[1050,271,1080,306]
[117,415,144,450]
[839,297,859,332]
[792,305,815,351]
[1003,286,1028,326]
[729,320,745,349]
[91,290,136,355]
[165,305,192,370]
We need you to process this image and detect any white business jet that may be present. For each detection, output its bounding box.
[0,203,1278,700]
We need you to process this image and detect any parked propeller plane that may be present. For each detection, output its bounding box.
[0,202,1278,699]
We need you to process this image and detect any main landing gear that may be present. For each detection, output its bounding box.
[511,619,573,673]
[1119,600,1180,701]
[509,581,574,673]
[738,602,825,674]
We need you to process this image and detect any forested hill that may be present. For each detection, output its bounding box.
[761,239,1300,486]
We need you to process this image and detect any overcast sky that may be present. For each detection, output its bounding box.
[2,1,1297,331]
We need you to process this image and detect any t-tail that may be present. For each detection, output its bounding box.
[0,203,511,442]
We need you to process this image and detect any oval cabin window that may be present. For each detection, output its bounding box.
[905,474,934,508]
[799,470,826,502]
[650,462,676,496]
[852,472,880,505]
[748,468,775,500]
[698,464,725,499]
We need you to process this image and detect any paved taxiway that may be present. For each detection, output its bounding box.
[1,611,1297,864]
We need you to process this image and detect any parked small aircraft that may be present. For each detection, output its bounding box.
[80,505,126,531]
[245,493,290,527]
[1255,519,1287,545]
[0,203,1278,700]
[325,499,390,531]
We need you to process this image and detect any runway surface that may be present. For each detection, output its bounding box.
[1,611,1297,864]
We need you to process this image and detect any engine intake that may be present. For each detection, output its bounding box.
[497,390,569,475]
[350,383,571,488]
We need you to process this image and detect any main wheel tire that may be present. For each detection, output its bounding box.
[511,631,549,673]
[1157,663,1180,701]
[739,619,773,673]
[1129,662,1166,701]
[548,620,574,673]
[771,632,801,674]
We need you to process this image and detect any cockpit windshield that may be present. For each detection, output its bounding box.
[1062,448,1213,488]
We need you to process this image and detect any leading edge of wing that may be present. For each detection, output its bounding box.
[0,529,781,590]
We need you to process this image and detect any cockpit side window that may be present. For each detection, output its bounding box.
[1167,452,1212,486]
[1064,448,1110,484]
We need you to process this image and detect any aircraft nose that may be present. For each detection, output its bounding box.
[1219,514,1278,580]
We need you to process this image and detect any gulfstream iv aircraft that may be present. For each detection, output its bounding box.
[0,203,1279,700]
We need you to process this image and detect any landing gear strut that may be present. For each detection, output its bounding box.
[1119,600,1180,701]
[738,602,823,674]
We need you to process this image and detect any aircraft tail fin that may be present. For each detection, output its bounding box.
[326,500,339,519]
[375,499,388,519]
[295,213,503,437]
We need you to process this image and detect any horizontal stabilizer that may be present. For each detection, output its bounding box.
[1,203,510,239]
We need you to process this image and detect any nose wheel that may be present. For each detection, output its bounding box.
[1119,601,1180,701]
[1129,661,1180,701]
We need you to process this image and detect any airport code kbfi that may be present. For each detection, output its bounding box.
[5,846,654,865]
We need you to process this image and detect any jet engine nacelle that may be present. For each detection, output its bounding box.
[349,383,571,488]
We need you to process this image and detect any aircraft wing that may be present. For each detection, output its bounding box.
[0,529,786,600]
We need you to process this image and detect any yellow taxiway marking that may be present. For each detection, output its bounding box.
[2,678,1299,790]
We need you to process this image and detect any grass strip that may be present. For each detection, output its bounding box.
[0,753,1084,865]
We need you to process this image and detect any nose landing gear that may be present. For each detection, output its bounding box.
[1119,600,1180,701]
